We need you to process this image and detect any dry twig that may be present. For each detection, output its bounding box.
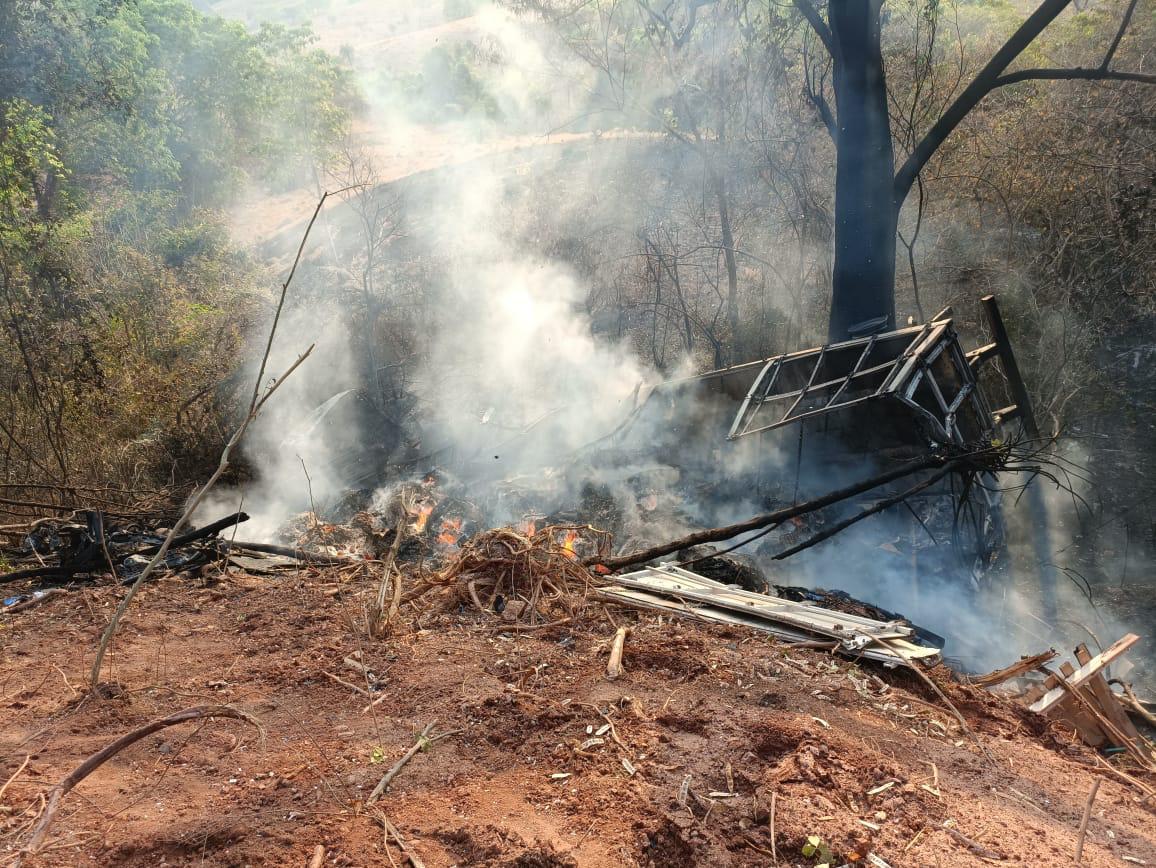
[367,723,460,804]
[907,662,995,764]
[606,627,628,680]
[1074,778,1101,864]
[371,811,427,868]
[85,188,358,691]
[15,705,262,864]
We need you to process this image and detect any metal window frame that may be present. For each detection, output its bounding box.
[726,317,994,447]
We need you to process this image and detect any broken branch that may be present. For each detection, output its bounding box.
[772,465,956,560]
[367,723,435,804]
[1074,778,1101,865]
[606,627,628,680]
[16,705,262,863]
[589,454,968,571]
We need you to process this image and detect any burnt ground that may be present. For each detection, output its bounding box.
[2,569,1154,867]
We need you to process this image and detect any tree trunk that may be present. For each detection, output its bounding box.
[828,0,896,340]
[712,170,741,360]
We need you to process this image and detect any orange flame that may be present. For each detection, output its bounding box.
[520,518,537,536]
[437,517,463,546]
[411,503,434,533]
[560,529,579,560]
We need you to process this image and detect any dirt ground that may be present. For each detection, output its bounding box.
[2,569,1154,867]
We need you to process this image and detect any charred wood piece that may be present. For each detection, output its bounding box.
[0,511,250,586]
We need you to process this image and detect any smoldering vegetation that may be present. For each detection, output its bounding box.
[2,0,1154,676]
[191,3,1152,677]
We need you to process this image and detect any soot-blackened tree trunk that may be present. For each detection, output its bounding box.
[827,0,895,340]
[797,0,1153,341]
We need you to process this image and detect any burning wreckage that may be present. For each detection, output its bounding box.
[4,297,1153,757]
[0,298,1054,650]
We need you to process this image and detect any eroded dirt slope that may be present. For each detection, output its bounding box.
[2,571,1154,866]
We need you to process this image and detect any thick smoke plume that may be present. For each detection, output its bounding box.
[196,1,1151,679]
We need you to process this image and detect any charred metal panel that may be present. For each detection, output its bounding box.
[722,317,995,448]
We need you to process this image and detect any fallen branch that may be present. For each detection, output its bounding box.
[134,512,250,556]
[16,705,262,863]
[323,670,370,696]
[942,821,1003,860]
[367,723,435,805]
[0,565,64,585]
[772,465,957,560]
[1092,754,1156,802]
[1111,680,1156,727]
[372,811,427,868]
[0,755,31,804]
[2,588,67,614]
[308,845,326,868]
[223,540,359,565]
[588,454,971,571]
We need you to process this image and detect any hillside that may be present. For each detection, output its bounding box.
[2,569,1154,866]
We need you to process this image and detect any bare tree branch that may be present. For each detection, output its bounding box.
[85,191,342,693]
[994,67,1156,87]
[793,0,833,57]
[1100,0,1141,69]
[894,0,1073,208]
[895,0,1154,208]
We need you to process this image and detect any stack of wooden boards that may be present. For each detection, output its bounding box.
[597,564,941,666]
[976,634,1156,768]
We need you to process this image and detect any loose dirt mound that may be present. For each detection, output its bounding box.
[2,571,1154,866]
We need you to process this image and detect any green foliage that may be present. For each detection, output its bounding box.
[444,0,484,20]
[0,0,356,490]
[0,0,356,207]
[387,42,502,123]
[0,98,67,241]
[801,835,834,866]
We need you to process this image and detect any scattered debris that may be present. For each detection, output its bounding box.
[597,564,941,665]
[977,634,1156,768]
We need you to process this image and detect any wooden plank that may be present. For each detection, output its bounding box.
[971,650,1057,688]
[1048,669,1156,769]
[980,295,1039,438]
[1022,686,1046,704]
[1073,641,1139,739]
[1051,694,1107,748]
[1029,634,1140,713]
[1085,671,1143,743]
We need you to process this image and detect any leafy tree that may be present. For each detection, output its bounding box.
[0,0,357,490]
